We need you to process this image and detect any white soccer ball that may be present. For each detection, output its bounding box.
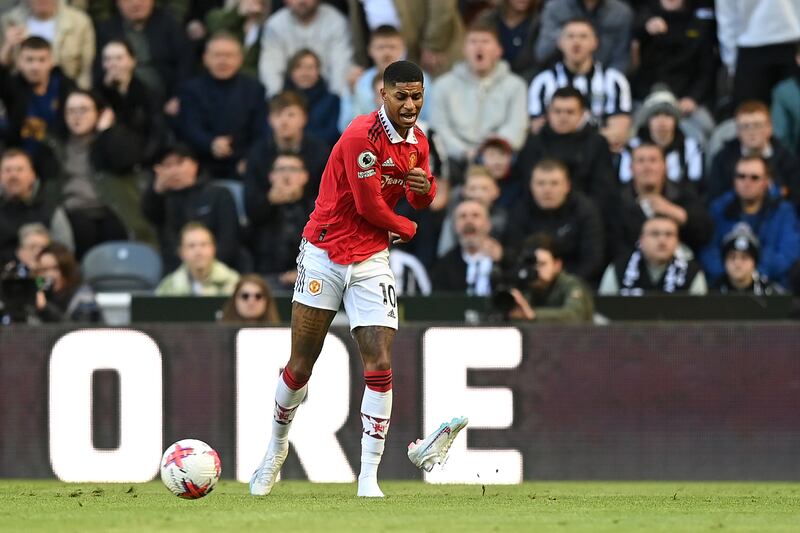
[160,439,221,499]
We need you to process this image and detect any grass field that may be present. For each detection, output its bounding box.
[0,480,798,532]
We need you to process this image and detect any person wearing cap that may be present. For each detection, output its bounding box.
[712,223,784,295]
[708,100,800,203]
[142,143,240,272]
[618,89,705,196]
[700,154,800,287]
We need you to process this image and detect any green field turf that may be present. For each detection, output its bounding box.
[0,480,798,532]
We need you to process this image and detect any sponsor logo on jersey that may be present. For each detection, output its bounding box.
[408,152,417,168]
[382,157,395,167]
[308,279,323,296]
[357,150,378,169]
[358,169,376,179]
[381,174,404,188]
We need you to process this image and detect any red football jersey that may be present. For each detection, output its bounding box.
[302,106,437,264]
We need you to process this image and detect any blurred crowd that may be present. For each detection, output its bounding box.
[2,0,800,324]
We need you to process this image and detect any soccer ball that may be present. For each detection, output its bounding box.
[160,439,221,499]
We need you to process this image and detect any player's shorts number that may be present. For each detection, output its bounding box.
[379,282,396,308]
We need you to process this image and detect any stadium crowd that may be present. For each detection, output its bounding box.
[1,0,800,324]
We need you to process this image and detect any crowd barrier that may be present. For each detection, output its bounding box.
[1,324,799,483]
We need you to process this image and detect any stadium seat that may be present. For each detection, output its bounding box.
[81,241,163,292]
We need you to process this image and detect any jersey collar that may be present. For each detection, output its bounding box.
[379,105,418,145]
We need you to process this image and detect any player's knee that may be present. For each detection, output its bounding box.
[286,360,313,383]
[363,353,391,372]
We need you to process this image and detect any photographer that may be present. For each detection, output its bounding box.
[34,243,99,322]
[501,234,594,322]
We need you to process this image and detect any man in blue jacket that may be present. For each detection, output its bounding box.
[700,154,800,286]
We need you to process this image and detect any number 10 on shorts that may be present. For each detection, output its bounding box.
[379,283,396,309]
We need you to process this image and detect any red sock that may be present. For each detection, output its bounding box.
[282,367,308,391]
[364,369,392,392]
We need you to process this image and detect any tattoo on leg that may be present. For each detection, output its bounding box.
[354,326,395,369]
[289,302,337,374]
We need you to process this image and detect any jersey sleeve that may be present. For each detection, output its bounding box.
[405,139,437,210]
[341,135,417,241]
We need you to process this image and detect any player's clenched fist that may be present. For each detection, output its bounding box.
[406,167,430,195]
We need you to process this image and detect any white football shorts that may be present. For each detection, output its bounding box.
[292,238,399,330]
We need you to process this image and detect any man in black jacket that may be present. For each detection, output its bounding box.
[141,144,240,271]
[95,0,193,112]
[177,33,268,180]
[504,158,605,283]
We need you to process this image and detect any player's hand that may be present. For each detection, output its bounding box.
[406,167,430,195]
[389,222,417,244]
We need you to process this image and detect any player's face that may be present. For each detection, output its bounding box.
[235,281,267,319]
[0,155,37,199]
[65,93,99,136]
[179,229,216,272]
[531,168,570,210]
[547,97,584,134]
[631,146,666,194]
[725,250,755,285]
[558,22,597,64]
[204,38,243,80]
[381,81,424,131]
[17,48,53,85]
[639,219,679,264]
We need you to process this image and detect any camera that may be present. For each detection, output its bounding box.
[0,261,48,324]
[490,248,539,315]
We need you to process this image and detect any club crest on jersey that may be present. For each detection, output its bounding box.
[357,150,377,169]
[308,279,323,296]
[408,152,417,168]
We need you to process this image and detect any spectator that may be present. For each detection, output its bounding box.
[717,0,800,105]
[155,222,240,296]
[205,0,269,78]
[478,136,523,209]
[219,273,281,324]
[34,242,99,322]
[339,25,432,131]
[700,155,800,287]
[3,222,50,277]
[245,152,314,290]
[177,32,268,180]
[430,19,528,173]
[708,100,800,204]
[504,158,605,282]
[528,18,632,152]
[432,198,502,295]
[142,143,240,272]
[599,215,708,295]
[619,90,705,195]
[712,223,785,295]
[7,37,76,181]
[284,48,341,146]
[0,149,73,265]
[503,233,594,322]
[97,39,166,163]
[259,0,355,97]
[437,165,508,257]
[619,142,711,255]
[479,0,541,77]
[535,0,633,73]
[244,90,330,200]
[0,0,95,89]
[95,0,193,113]
[56,89,155,258]
[631,0,716,128]
[346,0,464,77]
[516,86,618,224]
[771,47,800,155]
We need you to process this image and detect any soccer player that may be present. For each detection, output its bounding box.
[250,60,436,498]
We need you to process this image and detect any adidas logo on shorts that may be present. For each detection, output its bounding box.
[387,309,396,319]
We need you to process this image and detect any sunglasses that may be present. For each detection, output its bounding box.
[238,292,264,301]
[735,172,764,181]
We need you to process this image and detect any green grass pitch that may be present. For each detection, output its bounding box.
[0,480,798,532]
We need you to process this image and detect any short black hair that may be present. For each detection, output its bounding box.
[20,36,51,52]
[371,25,402,41]
[383,60,423,87]
[551,86,586,109]
[525,233,563,261]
